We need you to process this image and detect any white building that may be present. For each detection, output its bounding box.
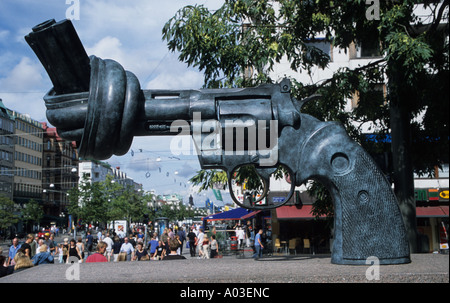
[78,160,142,191]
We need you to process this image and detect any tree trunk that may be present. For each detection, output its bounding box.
[388,66,419,253]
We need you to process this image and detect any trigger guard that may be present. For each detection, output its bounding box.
[227,165,297,210]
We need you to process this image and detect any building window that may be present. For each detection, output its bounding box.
[349,40,382,59]
[351,84,387,109]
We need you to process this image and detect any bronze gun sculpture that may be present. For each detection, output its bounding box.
[26,19,410,264]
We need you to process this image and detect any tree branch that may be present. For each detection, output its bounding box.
[426,0,449,37]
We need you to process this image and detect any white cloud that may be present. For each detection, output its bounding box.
[85,36,124,62]
[0,56,45,91]
[0,29,9,41]
[0,0,226,199]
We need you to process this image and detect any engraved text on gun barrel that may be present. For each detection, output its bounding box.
[26,19,411,265]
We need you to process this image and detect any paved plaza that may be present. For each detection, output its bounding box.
[1,252,448,283]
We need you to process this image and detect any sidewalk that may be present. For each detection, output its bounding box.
[1,253,448,283]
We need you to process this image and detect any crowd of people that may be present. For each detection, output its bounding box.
[0,225,204,278]
[1,222,269,278]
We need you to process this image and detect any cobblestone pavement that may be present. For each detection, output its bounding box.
[1,252,448,283]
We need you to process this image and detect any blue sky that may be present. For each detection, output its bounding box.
[0,0,229,208]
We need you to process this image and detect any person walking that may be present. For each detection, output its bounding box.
[67,239,83,263]
[201,235,210,259]
[112,236,122,262]
[76,237,85,261]
[195,228,205,258]
[21,234,34,258]
[210,235,219,259]
[103,233,114,261]
[133,242,149,261]
[152,240,166,260]
[31,244,54,265]
[85,231,93,254]
[86,241,108,263]
[163,238,186,260]
[252,229,264,259]
[119,237,135,261]
[147,235,159,257]
[177,227,186,255]
[187,227,197,257]
[7,237,21,266]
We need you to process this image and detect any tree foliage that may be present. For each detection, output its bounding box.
[67,174,152,228]
[163,0,449,220]
[0,196,19,231]
[21,199,44,227]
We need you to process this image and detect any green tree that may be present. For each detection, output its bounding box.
[21,199,44,230]
[67,173,108,228]
[163,0,449,252]
[0,196,19,233]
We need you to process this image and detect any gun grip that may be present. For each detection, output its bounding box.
[298,123,410,264]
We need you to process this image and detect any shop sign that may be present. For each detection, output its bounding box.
[272,196,286,204]
[414,188,449,202]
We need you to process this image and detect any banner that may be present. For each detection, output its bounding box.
[212,189,223,201]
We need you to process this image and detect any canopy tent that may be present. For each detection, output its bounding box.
[203,207,259,221]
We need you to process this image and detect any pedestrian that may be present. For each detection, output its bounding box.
[77,237,85,260]
[163,238,186,260]
[128,234,137,248]
[210,235,219,259]
[97,230,103,242]
[187,227,197,257]
[137,230,144,241]
[85,231,93,253]
[133,242,149,261]
[30,234,38,258]
[237,227,245,249]
[67,239,83,263]
[161,228,169,245]
[7,237,21,266]
[147,235,159,257]
[200,235,210,259]
[103,233,114,261]
[49,234,57,255]
[62,238,69,263]
[86,241,108,263]
[0,255,14,278]
[177,227,186,255]
[13,251,34,273]
[35,239,45,255]
[120,237,135,261]
[252,229,264,259]
[112,236,121,262]
[152,240,165,260]
[57,244,64,263]
[21,234,34,258]
[44,233,55,255]
[31,244,54,265]
[195,228,205,257]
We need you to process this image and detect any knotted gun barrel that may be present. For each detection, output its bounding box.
[26,19,298,162]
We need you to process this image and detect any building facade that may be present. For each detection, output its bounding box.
[0,99,14,201]
[42,122,79,220]
[78,160,142,191]
[9,110,44,208]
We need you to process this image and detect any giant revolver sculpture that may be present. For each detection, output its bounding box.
[26,19,410,264]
